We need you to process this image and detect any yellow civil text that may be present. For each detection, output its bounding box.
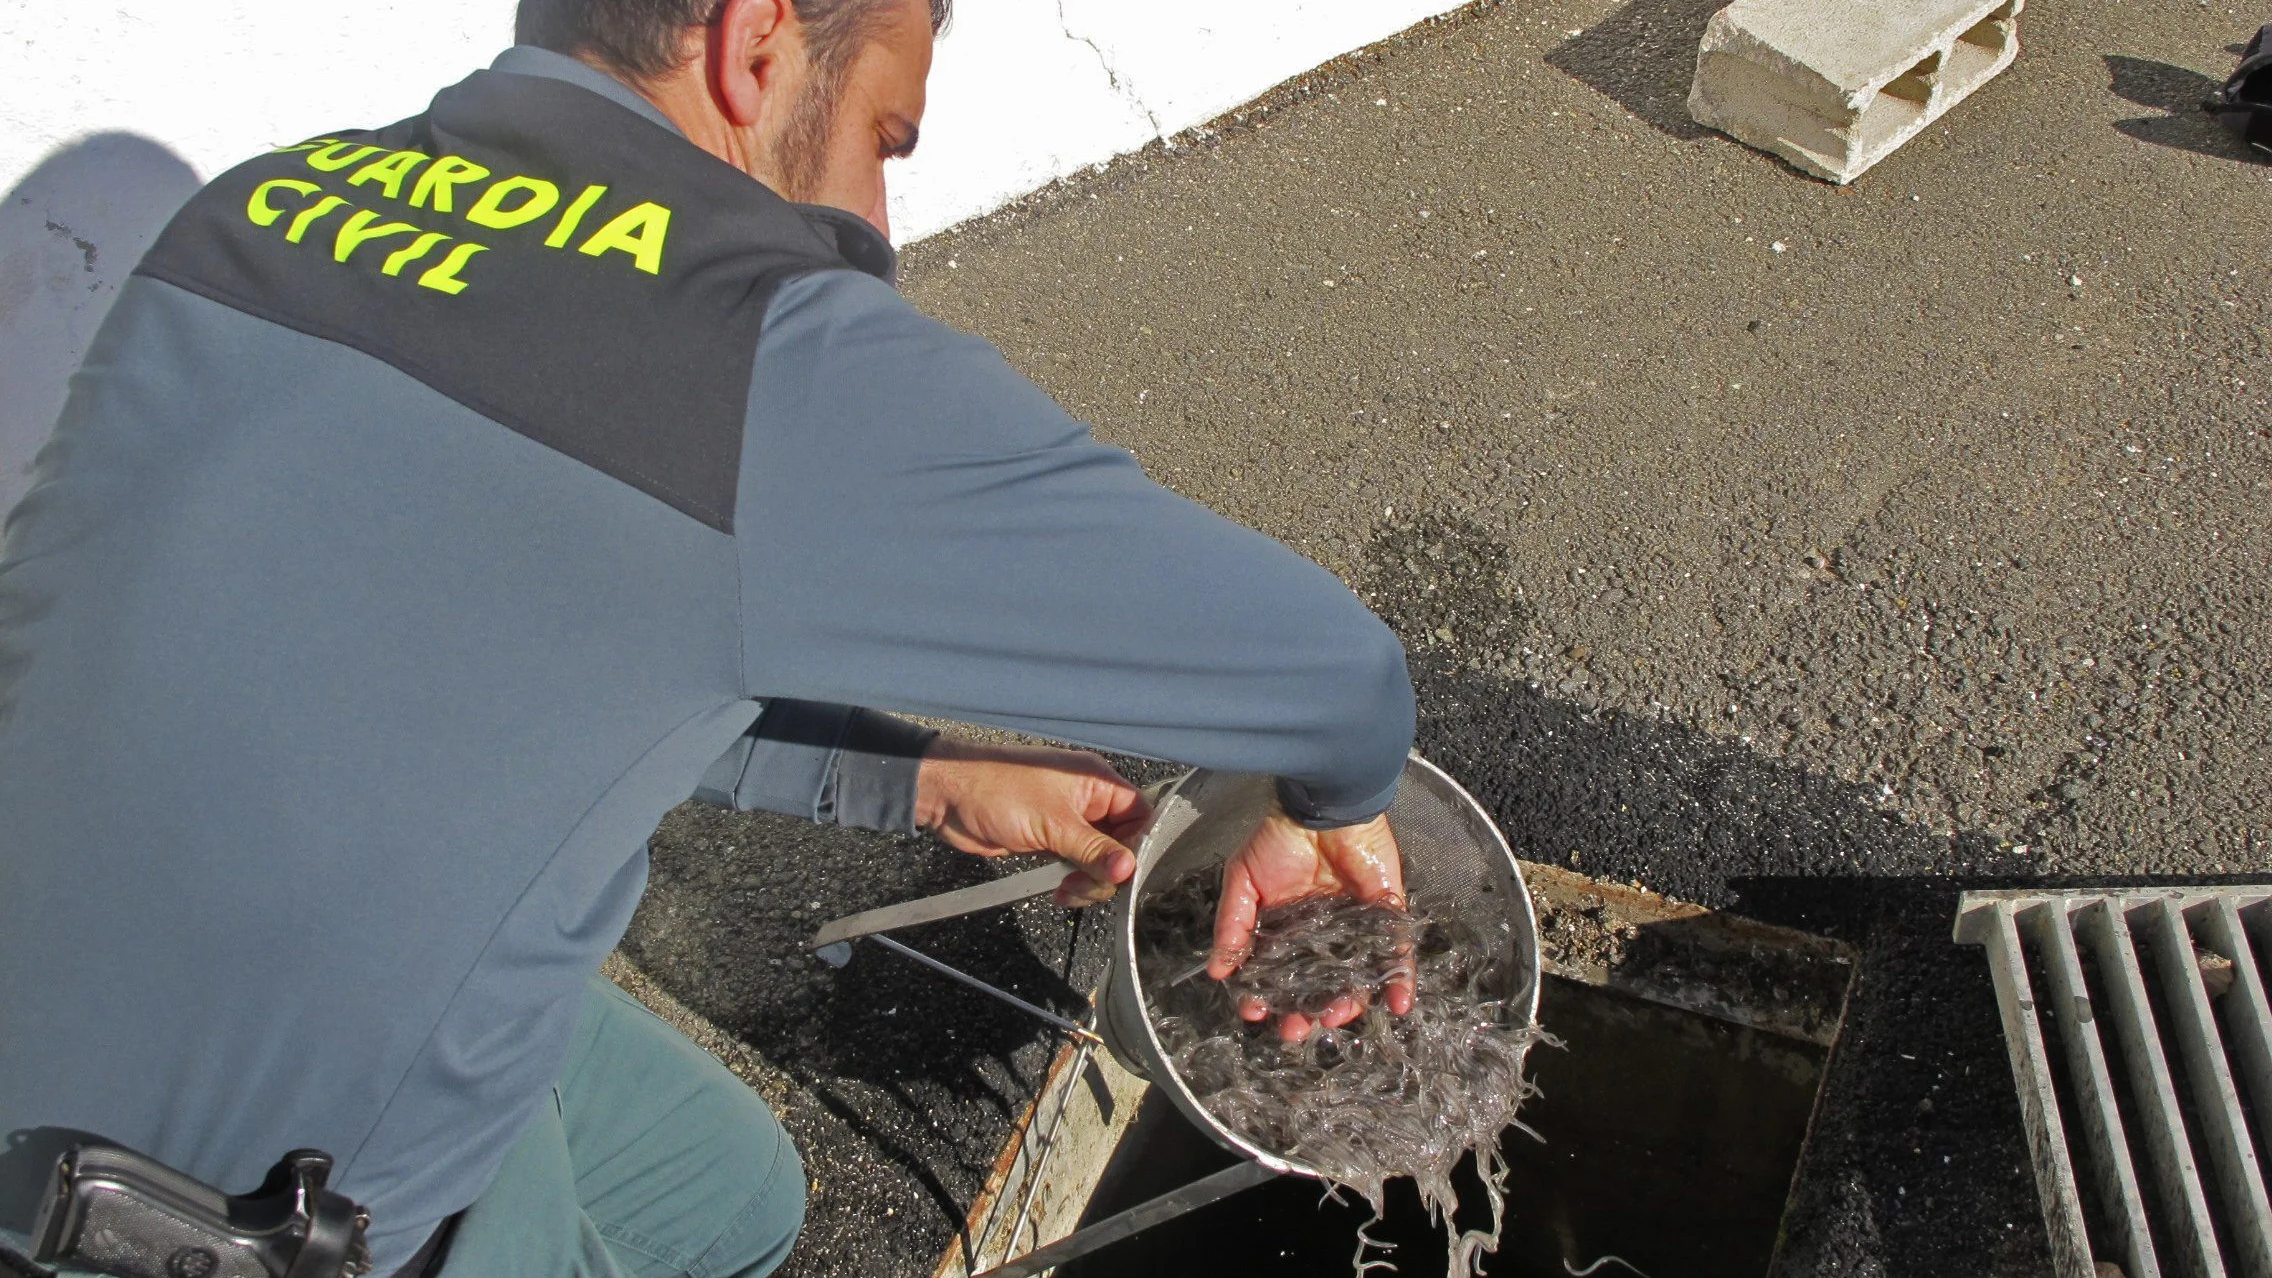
[415,243,489,295]
[381,232,452,277]
[332,210,424,264]
[285,196,352,244]
[247,179,324,228]
[239,178,491,297]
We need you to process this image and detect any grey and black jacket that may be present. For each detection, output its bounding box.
[0,48,1412,1272]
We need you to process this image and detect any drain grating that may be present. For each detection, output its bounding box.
[1955,888,2272,1278]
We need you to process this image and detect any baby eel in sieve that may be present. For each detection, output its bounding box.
[1136,873,1550,1278]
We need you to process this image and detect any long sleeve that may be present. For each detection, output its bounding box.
[692,698,936,833]
[732,270,1413,827]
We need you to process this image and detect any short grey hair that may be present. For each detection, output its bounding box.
[515,0,950,82]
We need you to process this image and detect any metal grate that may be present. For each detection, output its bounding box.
[1955,889,2272,1278]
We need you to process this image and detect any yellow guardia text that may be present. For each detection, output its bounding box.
[272,138,672,284]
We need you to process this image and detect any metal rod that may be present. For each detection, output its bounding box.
[1002,1036,1095,1266]
[968,1031,1095,1274]
[812,862,1073,951]
[865,934,1103,1046]
[974,1158,1279,1278]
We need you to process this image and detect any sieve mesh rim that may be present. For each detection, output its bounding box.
[1105,752,1543,1178]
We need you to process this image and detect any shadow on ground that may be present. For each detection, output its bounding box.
[0,132,200,520]
[2105,54,2262,162]
[630,660,2070,1276]
[1370,515,2272,1274]
[1546,0,1727,138]
[622,810,1111,1278]
[620,505,2264,1277]
[1407,653,2058,1275]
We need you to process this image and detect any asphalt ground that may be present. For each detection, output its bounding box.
[622,755,1185,1278]
[630,0,2272,1273]
[621,808,1103,1278]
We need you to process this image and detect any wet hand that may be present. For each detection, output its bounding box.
[1209,807,1414,1042]
[914,738,1149,906]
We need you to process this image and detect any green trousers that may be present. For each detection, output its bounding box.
[435,976,805,1278]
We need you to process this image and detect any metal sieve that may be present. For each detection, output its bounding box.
[1097,751,1544,1179]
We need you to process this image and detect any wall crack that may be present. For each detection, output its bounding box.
[1055,1,1165,140]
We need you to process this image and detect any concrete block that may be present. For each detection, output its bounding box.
[1687,0,2022,182]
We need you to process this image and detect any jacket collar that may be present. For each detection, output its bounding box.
[485,45,897,284]
[490,46,684,138]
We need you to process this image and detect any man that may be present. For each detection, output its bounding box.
[0,0,1416,1275]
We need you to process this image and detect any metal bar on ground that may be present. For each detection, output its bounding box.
[1970,899,2096,1278]
[865,933,1104,1047]
[2142,897,2272,1278]
[2027,899,2161,1278]
[2085,897,2228,1278]
[973,1158,1280,1278]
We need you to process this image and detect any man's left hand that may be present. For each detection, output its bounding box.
[914,738,1149,906]
[1208,809,1413,1042]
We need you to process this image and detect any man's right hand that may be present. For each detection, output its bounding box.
[913,736,1147,906]
[1208,808,1415,1042]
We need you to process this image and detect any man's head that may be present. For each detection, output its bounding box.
[515,0,948,235]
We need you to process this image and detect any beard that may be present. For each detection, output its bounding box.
[766,73,839,203]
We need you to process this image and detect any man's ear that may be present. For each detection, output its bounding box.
[710,0,794,128]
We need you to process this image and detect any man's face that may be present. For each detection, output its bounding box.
[761,0,932,238]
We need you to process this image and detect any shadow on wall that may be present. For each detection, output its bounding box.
[0,133,201,523]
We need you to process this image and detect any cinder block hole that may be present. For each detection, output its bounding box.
[1958,3,2018,54]
[1880,51,1943,105]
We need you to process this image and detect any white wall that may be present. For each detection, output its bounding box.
[0,0,1462,519]
[891,0,1471,241]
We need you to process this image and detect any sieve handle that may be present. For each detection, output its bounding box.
[809,861,1075,951]
[811,778,1180,953]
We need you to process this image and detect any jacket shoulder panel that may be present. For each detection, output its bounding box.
[136,70,846,532]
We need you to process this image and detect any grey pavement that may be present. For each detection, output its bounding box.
[632,0,2272,1274]
[904,0,2270,877]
